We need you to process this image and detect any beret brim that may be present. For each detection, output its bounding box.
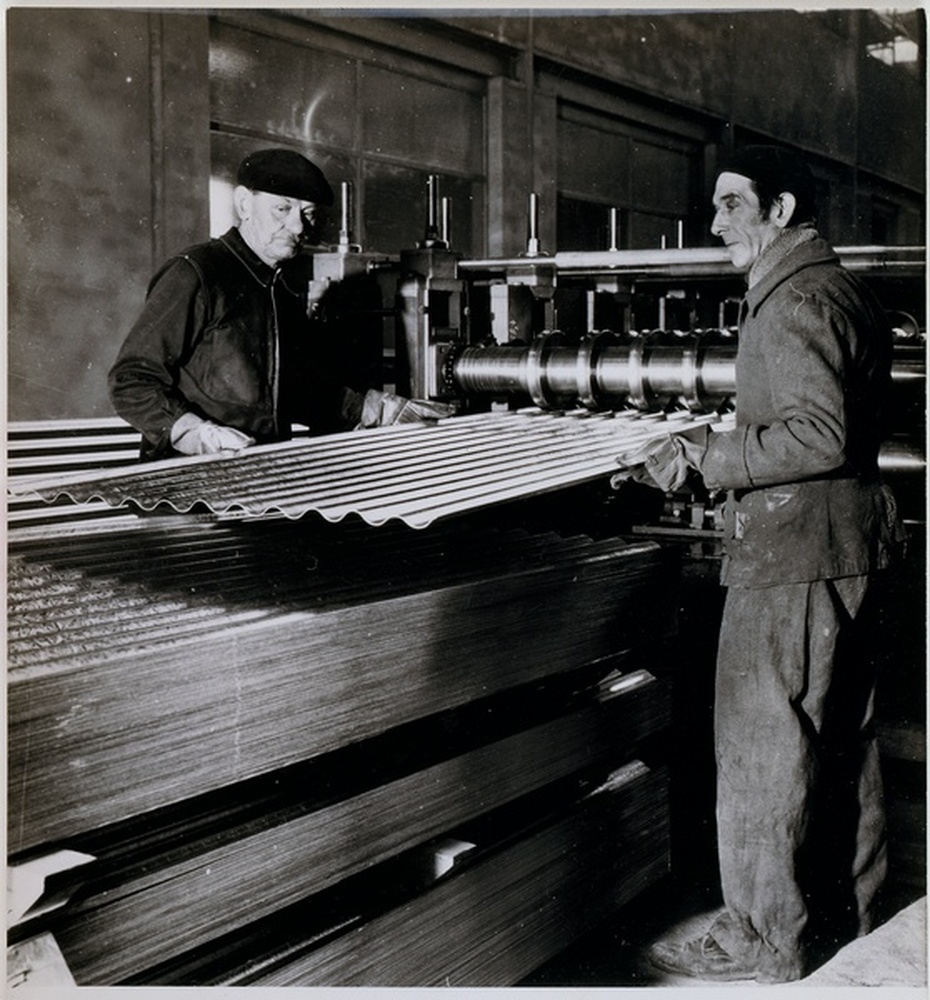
[237,148,334,205]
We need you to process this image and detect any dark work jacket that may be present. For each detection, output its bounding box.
[108,227,363,460]
[700,235,902,588]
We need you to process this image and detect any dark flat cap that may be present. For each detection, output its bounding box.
[237,148,334,205]
[719,145,817,221]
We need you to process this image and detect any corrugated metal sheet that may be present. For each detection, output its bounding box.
[9,407,731,530]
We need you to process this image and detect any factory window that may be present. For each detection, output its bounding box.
[209,20,358,151]
[871,197,899,245]
[557,197,625,253]
[863,9,923,77]
[557,116,630,208]
[362,162,476,255]
[207,16,485,256]
[556,105,702,252]
[360,64,482,175]
[867,34,920,68]
[868,187,925,247]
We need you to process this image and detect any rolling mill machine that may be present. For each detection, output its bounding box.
[394,179,925,529]
[7,180,926,990]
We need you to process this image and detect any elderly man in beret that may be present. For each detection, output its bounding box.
[110,148,448,460]
[621,146,903,983]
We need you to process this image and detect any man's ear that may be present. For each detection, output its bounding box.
[772,191,797,229]
[233,185,254,221]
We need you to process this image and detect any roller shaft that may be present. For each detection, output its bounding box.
[452,335,924,413]
[451,334,738,412]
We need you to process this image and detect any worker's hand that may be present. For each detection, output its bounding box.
[611,425,709,493]
[170,413,255,456]
[392,397,457,424]
[358,389,455,428]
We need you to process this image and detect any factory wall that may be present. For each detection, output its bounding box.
[7,9,210,422]
[7,7,925,421]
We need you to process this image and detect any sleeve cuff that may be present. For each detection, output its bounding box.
[700,425,752,492]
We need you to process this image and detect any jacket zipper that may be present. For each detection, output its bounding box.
[270,270,281,438]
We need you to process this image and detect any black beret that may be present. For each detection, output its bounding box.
[719,145,816,212]
[237,148,334,205]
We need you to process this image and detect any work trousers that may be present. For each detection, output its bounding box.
[709,576,887,982]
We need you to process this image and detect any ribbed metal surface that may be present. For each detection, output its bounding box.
[7,515,656,673]
[9,510,674,853]
[10,408,730,530]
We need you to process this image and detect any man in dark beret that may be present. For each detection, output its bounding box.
[109,148,448,459]
[619,145,902,982]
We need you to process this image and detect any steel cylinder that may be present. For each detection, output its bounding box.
[451,334,924,415]
[451,334,739,412]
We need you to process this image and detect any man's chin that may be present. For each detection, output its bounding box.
[270,244,298,262]
[727,249,751,271]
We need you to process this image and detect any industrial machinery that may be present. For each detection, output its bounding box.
[395,184,921,402]
[393,178,925,527]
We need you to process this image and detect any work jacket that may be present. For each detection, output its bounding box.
[109,228,362,460]
[700,234,902,588]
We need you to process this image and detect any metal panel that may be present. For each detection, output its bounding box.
[10,408,730,530]
[8,511,675,849]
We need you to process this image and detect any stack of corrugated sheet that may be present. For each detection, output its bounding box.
[8,413,682,987]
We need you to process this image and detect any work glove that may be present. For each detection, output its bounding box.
[611,424,709,493]
[170,413,255,456]
[357,388,455,428]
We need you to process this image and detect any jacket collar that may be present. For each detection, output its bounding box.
[219,226,275,286]
[744,232,839,317]
[218,227,306,297]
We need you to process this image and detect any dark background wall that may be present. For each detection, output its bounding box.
[7,7,925,420]
[8,9,210,421]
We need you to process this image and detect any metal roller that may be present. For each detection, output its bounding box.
[451,334,739,412]
[451,334,924,414]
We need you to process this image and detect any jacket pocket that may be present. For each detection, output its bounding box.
[185,322,264,408]
[726,483,824,579]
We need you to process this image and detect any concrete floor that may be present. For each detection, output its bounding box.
[520,875,927,993]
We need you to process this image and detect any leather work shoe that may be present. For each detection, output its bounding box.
[646,932,759,981]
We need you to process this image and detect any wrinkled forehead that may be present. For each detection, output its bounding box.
[712,171,758,205]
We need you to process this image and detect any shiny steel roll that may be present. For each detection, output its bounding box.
[451,334,739,412]
[451,333,923,415]
[447,344,530,394]
[877,437,927,473]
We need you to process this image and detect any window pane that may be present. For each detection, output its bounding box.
[362,162,477,256]
[557,195,620,252]
[629,210,681,251]
[360,64,483,173]
[210,21,357,150]
[557,118,630,204]
[631,141,693,214]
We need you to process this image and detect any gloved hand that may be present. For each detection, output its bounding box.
[393,397,457,424]
[170,413,255,456]
[357,389,455,428]
[611,424,709,493]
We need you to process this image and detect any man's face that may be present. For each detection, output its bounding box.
[237,189,317,266]
[711,171,783,271]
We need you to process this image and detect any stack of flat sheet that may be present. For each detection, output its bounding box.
[9,513,676,985]
[8,514,675,851]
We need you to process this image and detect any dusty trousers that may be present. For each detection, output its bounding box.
[709,576,887,982]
